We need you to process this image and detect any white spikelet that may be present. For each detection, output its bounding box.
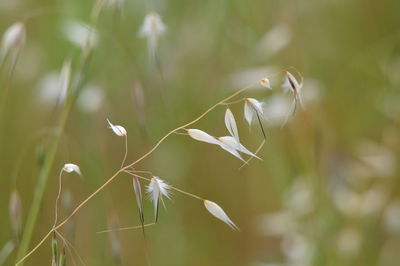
[204,200,239,231]
[188,129,220,145]
[244,98,264,126]
[139,12,166,60]
[132,176,144,224]
[260,78,271,89]
[147,176,170,222]
[224,108,239,143]
[285,71,304,109]
[1,22,26,58]
[244,100,254,126]
[107,119,127,136]
[63,163,82,175]
[246,98,264,115]
[218,136,261,160]
[216,137,245,162]
[188,129,255,162]
[286,71,302,91]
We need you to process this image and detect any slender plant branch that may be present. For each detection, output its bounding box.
[97,223,156,234]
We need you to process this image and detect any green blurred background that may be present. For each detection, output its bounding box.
[1,0,400,265]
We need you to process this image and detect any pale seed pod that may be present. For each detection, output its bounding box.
[224,108,239,143]
[285,71,304,110]
[260,78,271,89]
[204,200,239,231]
[132,176,144,224]
[63,163,81,175]
[107,119,127,137]
[216,137,245,162]
[218,136,261,160]
[188,129,220,145]
[244,100,253,126]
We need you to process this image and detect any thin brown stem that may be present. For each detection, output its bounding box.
[53,169,65,228]
[120,135,128,168]
[97,223,156,234]
[219,98,246,106]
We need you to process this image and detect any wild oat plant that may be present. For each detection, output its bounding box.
[0,2,308,266]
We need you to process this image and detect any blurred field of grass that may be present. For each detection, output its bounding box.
[1,0,400,265]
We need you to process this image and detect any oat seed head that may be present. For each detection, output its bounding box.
[188,129,220,145]
[63,163,82,175]
[147,176,171,200]
[204,200,239,231]
[147,176,171,222]
[139,12,166,59]
[107,119,127,136]
[224,108,240,143]
[218,136,261,160]
[260,78,271,89]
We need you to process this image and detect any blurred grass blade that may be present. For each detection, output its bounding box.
[59,247,66,266]
[51,232,58,266]
[0,240,15,265]
[15,45,93,265]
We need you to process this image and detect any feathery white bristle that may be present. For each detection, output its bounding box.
[139,12,166,60]
[147,176,171,222]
